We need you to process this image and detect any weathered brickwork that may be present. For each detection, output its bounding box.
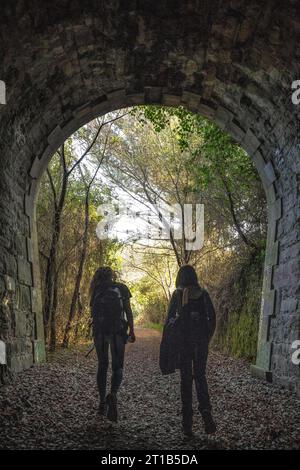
[0,0,299,393]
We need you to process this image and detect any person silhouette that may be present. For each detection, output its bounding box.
[90,267,135,422]
[164,264,216,437]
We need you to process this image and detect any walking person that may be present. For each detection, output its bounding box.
[90,267,135,422]
[162,265,216,437]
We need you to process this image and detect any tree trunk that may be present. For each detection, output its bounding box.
[222,175,257,250]
[44,150,68,343]
[74,292,84,342]
[62,194,90,348]
[49,276,58,351]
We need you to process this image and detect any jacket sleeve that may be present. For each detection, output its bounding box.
[123,298,134,332]
[165,290,178,324]
[204,291,216,340]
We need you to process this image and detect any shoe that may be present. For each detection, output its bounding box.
[98,401,107,416]
[201,410,216,434]
[106,393,118,422]
[182,426,194,439]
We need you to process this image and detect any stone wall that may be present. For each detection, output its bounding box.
[0,0,299,393]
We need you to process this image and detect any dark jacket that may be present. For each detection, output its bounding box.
[166,286,216,341]
[159,285,216,375]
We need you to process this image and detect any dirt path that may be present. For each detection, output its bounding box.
[0,328,299,450]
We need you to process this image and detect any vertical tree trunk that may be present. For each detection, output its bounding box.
[74,292,83,342]
[62,193,90,348]
[44,147,68,343]
[49,277,58,351]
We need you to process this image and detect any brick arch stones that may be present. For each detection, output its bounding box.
[0,1,299,393]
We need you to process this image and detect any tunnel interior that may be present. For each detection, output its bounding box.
[0,0,299,393]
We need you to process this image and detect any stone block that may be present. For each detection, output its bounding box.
[26,237,33,263]
[252,152,277,203]
[18,284,32,312]
[250,364,273,382]
[181,91,200,112]
[107,89,126,104]
[215,105,233,130]
[144,86,162,104]
[14,233,27,256]
[126,92,146,106]
[24,193,34,218]
[73,102,92,119]
[265,241,279,266]
[29,156,45,179]
[33,339,46,363]
[0,252,17,277]
[243,129,260,155]
[262,263,273,292]
[258,315,270,343]
[61,118,81,142]
[198,102,216,120]
[252,150,266,175]
[35,309,45,345]
[14,310,27,337]
[271,198,282,221]
[9,353,33,373]
[264,161,277,186]
[226,121,245,143]
[0,340,6,364]
[47,125,64,147]
[17,257,32,286]
[256,341,273,370]
[4,274,15,292]
[263,289,276,317]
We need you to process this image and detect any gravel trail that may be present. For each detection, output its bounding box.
[0,328,299,450]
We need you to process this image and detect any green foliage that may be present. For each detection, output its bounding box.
[131,105,265,250]
[37,128,125,346]
[37,105,266,360]
[131,275,169,325]
[212,252,263,361]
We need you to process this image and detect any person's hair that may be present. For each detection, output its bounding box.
[175,264,199,288]
[89,266,114,301]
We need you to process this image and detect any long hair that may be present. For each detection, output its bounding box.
[175,264,199,288]
[89,266,114,304]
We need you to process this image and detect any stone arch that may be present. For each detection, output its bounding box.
[27,90,280,383]
[0,1,299,393]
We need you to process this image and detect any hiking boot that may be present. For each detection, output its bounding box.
[201,410,216,434]
[182,426,194,439]
[98,401,107,416]
[182,408,193,438]
[106,393,118,422]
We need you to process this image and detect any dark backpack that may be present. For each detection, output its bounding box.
[180,291,209,342]
[92,286,125,336]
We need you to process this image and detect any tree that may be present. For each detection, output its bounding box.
[41,112,126,350]
[62,123,113,347]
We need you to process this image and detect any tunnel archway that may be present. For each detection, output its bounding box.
[0,1,299,393]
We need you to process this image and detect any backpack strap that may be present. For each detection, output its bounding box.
[110,286,125,320]
[175,287,183,316]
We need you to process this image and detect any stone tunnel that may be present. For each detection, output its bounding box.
[0,0,299,394]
